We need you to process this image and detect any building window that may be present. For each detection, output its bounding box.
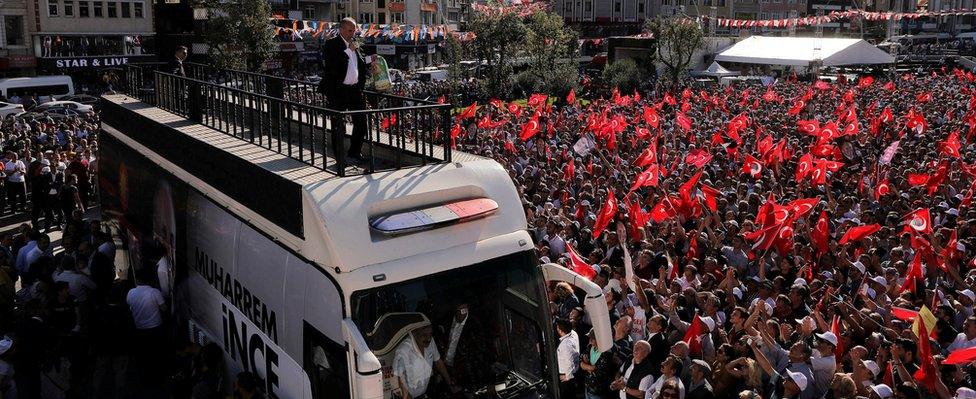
[93,1,102,16]
[638,1,644,12]
[3,16,25,46]
[108,1,117,17]
[378,12,386,23]
[585,1,592,11]
[121,1,130,17]
[48,0,59,16]
[79,1,89,16]
[614,1,621,11]
[65,0,74,16]
[391,12,403,22]
[303,5,315,19]
[358,12,372,23]
[134,2,143,17]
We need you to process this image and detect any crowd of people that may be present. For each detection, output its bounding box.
[438,68,976,399]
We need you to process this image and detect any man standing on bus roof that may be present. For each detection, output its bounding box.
[318,17,377,165]
[168,46,187,77]
[393,323,457,399]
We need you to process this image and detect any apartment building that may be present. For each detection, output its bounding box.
[0,0,36,76]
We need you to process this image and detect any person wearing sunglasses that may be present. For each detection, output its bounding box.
[659,380,683,399]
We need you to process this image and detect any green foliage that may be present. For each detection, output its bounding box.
[469,11,528,98]
[204,0,276,72]
[602,58,642,93]
[517,12,579,97]
[646,16,705,83]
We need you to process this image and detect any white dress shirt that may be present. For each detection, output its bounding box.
[445,316,468,366]
[393,336,440,399]
[341,37,359,86]
[557,330,580,378]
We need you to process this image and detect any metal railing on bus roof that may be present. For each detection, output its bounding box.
[121,62,453,177]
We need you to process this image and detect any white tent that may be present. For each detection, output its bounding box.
[695,61,740,77]
[714,36,895,67]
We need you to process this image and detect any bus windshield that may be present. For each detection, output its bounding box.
[351,250,553,398]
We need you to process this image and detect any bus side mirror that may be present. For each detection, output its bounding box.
[540,263,614,352]
[341,319,385,399]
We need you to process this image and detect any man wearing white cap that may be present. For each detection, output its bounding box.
[869,383,893,399]
[947,316,976,351]
[811,331,838,397]
[671,314,716,362]
[954,289,975,330]
[749,336,809,399]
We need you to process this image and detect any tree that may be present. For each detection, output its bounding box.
[517,11,579,97]
[602,58,642,93]
[204,0,276,72]
[469,10,528,98]
[443,34,467,103]
[646,16,705,83]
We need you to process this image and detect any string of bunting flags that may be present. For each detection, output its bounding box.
[705,8,976,29]
[271,19,477,42]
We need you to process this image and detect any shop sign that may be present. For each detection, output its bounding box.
[388,2,405,12]
[376,44,396,55]
[8,55,37,68]
[420,2,438,12]
[42,55,152,69]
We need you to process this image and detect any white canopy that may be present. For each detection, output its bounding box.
[714,36,895,67]
[695,61,740,77]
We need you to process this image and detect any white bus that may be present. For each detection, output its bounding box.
[99,93,611,399]
[0,75,75,101]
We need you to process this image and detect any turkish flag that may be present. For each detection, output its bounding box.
[942,230,960,265]
[839,224,881,245]
[627,199,650,241]
[891,306,919,322]
[883,81,896,91]
[450,123,463,147]
[628,165,660,193]
[489,98,504,109]
[818,121,841,144]
[906,109,928,134]
[899,254,924,294]
[913,322,939,392]
[796,153,814,182]
[507,102,523,118]
[457,102,478,121]
[831,315,845,363]
[519,117,540,141]
[916,92,933,103]
[503,140,516,153]
[664,92,676,106]
[564,160,576,180]
[907,173,930,186]
[643,106,660,128]
[812,211,830,254]
[743,154,763,178]
[650,196,678,223]
[940,130,962,158]
[592,191,618,240]
[786,198,818,220]
[944,347,976,365]
[685,149,713,169]
[682,315,705,356]
[676,112,693,132]
[634,142,658,167]
[797,119,820,135]
[528,93,548,108]
[745,222,788,252]
[566,89,576,105]
[857,75,874,89]
[814,80,831,90]
[700,184,721,212]
[904,208,932,235]
[565,242,596,280]
[788,100,806,116]
[875,179,891,201]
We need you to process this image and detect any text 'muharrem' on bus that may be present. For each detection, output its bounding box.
[98,68,612,399]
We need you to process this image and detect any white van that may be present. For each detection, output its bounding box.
[0,75,75,101]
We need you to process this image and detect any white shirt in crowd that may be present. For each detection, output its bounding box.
[630,306,647,342]
[646,375,686,399]
[53,270,97,303]
[557,330,580,378]
[157,256,173,299]
[810,351,837,395]
[444,315,468,366]
[619,362,655,399]
[393,335,440,399]
[126,284,165,330]
[4,160,25,183]
[948,333,976,351]
[341,37,359,86]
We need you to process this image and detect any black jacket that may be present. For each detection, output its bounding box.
[318,36,370,101]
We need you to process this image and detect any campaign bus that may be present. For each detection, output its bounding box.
[98,90,611,398]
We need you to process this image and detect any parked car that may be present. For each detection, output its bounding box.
[34,100,94,115]
[57,94,101,107]
[42,108,86,120]
[0,102,25,119]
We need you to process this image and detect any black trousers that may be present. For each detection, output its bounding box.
[5,180,25,213]
[328,85,368,160]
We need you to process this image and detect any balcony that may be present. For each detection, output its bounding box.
[118,63,453,178]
